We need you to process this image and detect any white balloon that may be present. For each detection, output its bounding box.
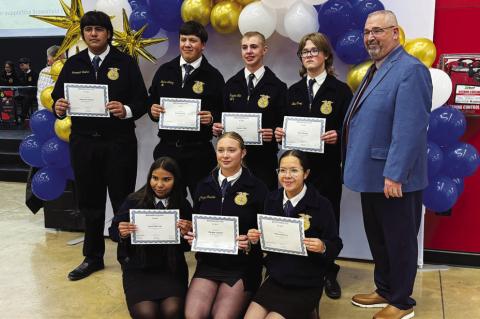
[430,68,453,111]
[284,1,319,43]
[95,0,132,32]
[262,0,296,9]
[301,0,328,5]
[67,39,88,57]
[275,8,288,37]
[238,2,277,39]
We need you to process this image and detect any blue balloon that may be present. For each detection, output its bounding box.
[317,0,355,42]
[441,142,480,178]
[19,134,45,167]
[350,0,385,28]
[129,6,161,38]
[452,177,464,195]
[427,141,444,181]
[335,29,369,64]
[148,0,183,32]
[41,136,71,169]
[128,0,147,11]
[30,110,56,142]
[31,166,67,201]
[423,175,458,212]
[427,106,466,147]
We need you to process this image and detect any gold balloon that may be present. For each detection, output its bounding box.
[346,60,373,92]
[181,0,213,26]
[235,0,256,5]
[404,38,437,68]
[30,0,85,59]
[50,59,66,81]
[54,117,72,142]
[210,1,242,34]
[40,86,55,112]
[398,26,406,46]
[112,9,168,64]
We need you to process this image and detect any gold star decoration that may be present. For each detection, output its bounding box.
[112,9,168,64]
[30,0,85,59]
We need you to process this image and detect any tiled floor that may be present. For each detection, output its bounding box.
[0,181,478,319]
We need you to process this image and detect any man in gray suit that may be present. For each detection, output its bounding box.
[342,10,432,319]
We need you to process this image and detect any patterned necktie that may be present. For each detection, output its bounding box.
[283,200,294,217]
[308,78,316,110]
[247,73,255,100]
[92,55,101,73]
[220,179,230,198]
[183,64,194,86]
[155,200,166,209]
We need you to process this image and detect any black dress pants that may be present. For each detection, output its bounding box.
[360,191,423,310]
[70,133,137,260]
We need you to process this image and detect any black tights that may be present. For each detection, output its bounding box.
[185,278,252,319]
[129,296,184,319]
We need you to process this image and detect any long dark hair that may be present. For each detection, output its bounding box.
[279,150,311,171]
[129,156,184,209]
[3,60,16,75]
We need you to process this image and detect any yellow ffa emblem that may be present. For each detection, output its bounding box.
[257,95,270,108]
[320,100,333,115]
[107,68,119,80]
[8,78,13,84]
[298,213,312,231]
[234,192,249,206]
[28,76,32,82]
[192,81,204,94]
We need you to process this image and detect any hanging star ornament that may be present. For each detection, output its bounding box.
[30,0,85,59]
[112,9,168,64]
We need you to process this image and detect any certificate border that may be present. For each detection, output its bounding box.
[64,83,110,117]
[159,97,201,131]
[130,209,180,245]
[257,214,307,256]
[221,112,263,145]
[191,214,239,255]
[282,116,325,153]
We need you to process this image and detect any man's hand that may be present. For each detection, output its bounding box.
[107,101,126,118]
[54,98,70,116]
[260,128,274,142]
[198,110,213,125]
[321,130,338,144]
[274,127,285,143]
[212,122,224,136]
[150,104,165,119]
[384,177,403,199]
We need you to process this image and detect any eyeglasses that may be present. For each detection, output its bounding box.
[297,48,320,58]
[363,26,396,37]
[276,168,303,176]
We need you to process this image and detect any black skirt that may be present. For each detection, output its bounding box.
[253,277,323,319]
[122,268,188,309]
[192,262,262,293]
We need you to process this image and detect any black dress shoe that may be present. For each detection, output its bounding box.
[68,259,104,281]
[325,277,341,299]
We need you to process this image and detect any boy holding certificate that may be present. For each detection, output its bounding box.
[274,32,353,299]
[212,31,287,190]
[184,132,268,319]
[245,150,343,319]
[110,157,192,319]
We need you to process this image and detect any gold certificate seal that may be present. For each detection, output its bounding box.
[107,68,119,80]
[257,95,270,108]
[234,192,248,206]
[320,100,333,115]
[193,81,204,94]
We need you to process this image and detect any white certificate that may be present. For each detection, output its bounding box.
[192,214,239,255]
[130,209,180,245]
[282,116,325,153]
[257,214,307,256]
[159,97,201,131]
[64,83,109,117]
[222,112,262,145]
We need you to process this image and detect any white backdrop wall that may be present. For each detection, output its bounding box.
[100,0,435,263]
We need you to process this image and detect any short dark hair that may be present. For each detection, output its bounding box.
[80,10,114,43]
[18,57,31,65]
[279,150,310,171]
[179,20,208,43]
